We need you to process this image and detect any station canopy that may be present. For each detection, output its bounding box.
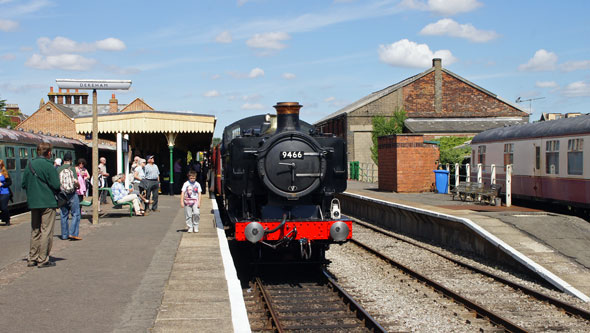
[75,110,216,151]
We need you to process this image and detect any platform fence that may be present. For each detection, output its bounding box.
[444,163,512,207]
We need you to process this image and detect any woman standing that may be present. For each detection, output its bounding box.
[0,160,11,225]
[75,158,90,202]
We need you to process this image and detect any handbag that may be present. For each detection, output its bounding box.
[28,161,67,208]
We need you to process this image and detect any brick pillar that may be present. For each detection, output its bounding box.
[433,58,442,114]
[109,94,118,113]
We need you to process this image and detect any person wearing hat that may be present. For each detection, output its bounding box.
[111,173,144,216]
[57,152,81,241]
[143,155,160,212]
[54,158,62,169]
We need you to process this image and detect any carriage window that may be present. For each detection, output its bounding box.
[19,148,29,169]
[4,147,15,170]
[503,143,514,168]
[477,145,486,165]
[31,148,37,158]
[546,140,560,174]
[59,151,64,159]
[568,138,583,175]
[535,146,540,170]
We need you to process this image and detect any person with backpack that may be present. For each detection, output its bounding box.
[21,143,61,268]
[57,153,81,241]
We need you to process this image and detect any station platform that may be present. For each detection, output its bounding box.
[344,180,590,302]
[0,194,249,332]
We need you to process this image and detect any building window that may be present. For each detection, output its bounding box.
[503,143,514,168]
[546,140,560,174]
[568,138,583,175]
[477,145,486,166]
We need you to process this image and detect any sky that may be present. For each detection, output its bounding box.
[1,0,590,137]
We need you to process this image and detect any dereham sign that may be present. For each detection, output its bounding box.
[56,79,132,90]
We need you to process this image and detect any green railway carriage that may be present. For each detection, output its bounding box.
[0,128,88,208]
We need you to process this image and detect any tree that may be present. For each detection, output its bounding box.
[438,136,473,165]
[370,108,407,164]
[0,97,17,128]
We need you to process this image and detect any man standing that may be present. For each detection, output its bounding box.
[21,143,60,268]
[144,155,160,212]
[98,157,109,204]
[57,153,81,241]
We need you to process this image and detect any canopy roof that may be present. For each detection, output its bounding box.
[75,110,216,134]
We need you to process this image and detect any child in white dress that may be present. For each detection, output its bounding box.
[180,170,202,232]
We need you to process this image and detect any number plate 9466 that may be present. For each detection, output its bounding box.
[280,151,304,159]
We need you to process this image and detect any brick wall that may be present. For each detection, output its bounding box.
[403,71,525,118]
[378,134,439,192]
[16,103,86,141]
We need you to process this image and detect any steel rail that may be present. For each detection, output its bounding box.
[322,268,388,333]
[254,277,284,333]
[351,238,527,333]
[355,219,590,322]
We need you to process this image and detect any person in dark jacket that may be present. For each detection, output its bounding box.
[0,159,12,225]
[21,143,61,268]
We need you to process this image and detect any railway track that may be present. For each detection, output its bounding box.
[342,220,590,332]
[243,269,386,332]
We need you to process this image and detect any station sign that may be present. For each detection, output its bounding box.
[56,79,132,90]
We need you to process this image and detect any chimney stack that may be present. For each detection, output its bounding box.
[433,58,442,114]
[109,94,118,113]
[274,102,302,132]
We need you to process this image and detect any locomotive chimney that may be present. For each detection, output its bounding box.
[274,102,302,132]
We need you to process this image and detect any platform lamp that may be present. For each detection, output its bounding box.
[56,79,132,224]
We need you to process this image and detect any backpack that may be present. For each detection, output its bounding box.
[59,167,77,194]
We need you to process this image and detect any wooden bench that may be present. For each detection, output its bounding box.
[99,187,134,217]
[451,183,501,205]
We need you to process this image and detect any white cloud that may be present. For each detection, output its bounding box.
[324,96,335,102]
[0,19,18,32]
[535,81,558,88]
[518,49,558,71]
[246,32,290,50]
[427,0,482,15]
[96,37,126,51]
[282,72,296,80]
[1,53,16,61]
[562,81,590,97]
[203,90,220,97]
[0,82,45,93]
[420,18,498,42]
[249,67,264,78]
[378,39,457,68]
[25,53,97,71]
[211,74,221,80]
[241,103,265,110]
[560,60,590,72]
[400,0,482,15]
[36,36,126,55]
[215,31,232,43]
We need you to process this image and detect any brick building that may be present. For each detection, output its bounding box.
[315,58,529,168]
[377,134,439,192]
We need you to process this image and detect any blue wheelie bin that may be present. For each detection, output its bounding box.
[433,170,450,194]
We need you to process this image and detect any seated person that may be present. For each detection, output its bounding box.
[111,173,144,216]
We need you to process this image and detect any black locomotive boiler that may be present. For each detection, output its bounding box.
[215,102,352,260]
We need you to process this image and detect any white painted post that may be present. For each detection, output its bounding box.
[477,163,483,184]
[455,163,460,188]
[506,164,512,207]
[491,164,496,185]
[466,163,471,183]
[116,132,123,175]
[446,163,450,194]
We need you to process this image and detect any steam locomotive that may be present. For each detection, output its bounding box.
[213,102,352,260]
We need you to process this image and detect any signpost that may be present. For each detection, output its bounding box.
[56,79,132,224]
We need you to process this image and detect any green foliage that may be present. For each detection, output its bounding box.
[0,98,17,128]
[211,137,221,146]
[438,136,473,165]
[370,108,407,164]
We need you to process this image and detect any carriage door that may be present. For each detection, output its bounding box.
[533,144,542,196]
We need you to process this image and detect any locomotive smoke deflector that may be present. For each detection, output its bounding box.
[274,102,302,132]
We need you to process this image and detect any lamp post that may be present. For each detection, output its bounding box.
[56,79,132,224]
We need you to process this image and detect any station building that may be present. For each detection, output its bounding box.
[16,87,216,193]
[314,58,530,170]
